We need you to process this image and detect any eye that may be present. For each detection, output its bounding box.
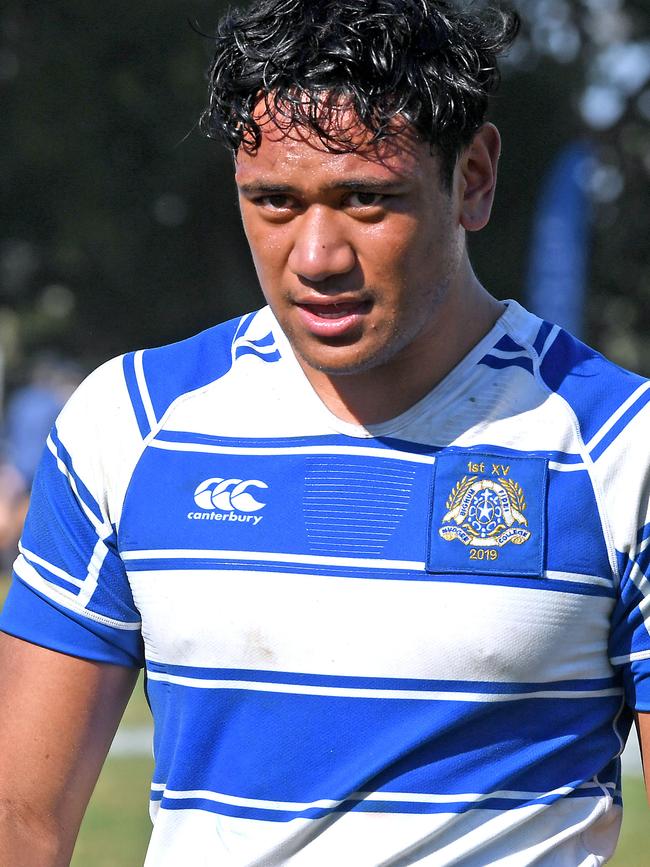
[258,194,293,210]
[347,191,385,208]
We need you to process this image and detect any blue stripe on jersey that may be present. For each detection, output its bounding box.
[49,427,104,524]
[610,553,650,709]
[533,320,555,356]
[494,335,526,353]
[140,315,243,425]
[539,329,648,444]
[616,548,627,579]
[627,660,650,711]
[119,444,435,561]
[234,344,282,362]
[122,352,151,438]
[120,435,611,587]
[241,330,276,348]
[635,545,650,579]
[637,523,650,546]
[22,448,105,585]
[121,432,612,588]
[589,386,650,462]
[0,576,143,667]
[478,355,535,375]
[146,661,619,695]
[548,453,584,465]
[234,311,256,339]
[146,678,623,809]
[546,469,611,581]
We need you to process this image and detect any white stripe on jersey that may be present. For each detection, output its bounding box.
[122,548,425,570]
[610,648,650,665]
[586,381,650,454]
[146,669,621,702]
[155,782,597,810]
[544,570,613,588]
[537,325,561,364]
[150,440,437,464]
[46,435,110,534]
[547,461,587,472]
[129,569,615,683]
[134,348,158,431]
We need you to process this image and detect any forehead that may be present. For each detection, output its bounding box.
[234,107,438,189]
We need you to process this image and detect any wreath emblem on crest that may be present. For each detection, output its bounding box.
[439,475,531,548]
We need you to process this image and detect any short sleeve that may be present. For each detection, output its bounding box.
[609,521,650,711]
[596,396,650,712]
[0,359,144,668]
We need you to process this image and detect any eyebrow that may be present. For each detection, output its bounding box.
[237,182,295,195]
[237,177,406,195]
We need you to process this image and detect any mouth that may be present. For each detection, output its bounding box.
[294,298,372,337]
[297,299,372,319]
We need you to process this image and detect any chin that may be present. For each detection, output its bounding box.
[296,341,400,378]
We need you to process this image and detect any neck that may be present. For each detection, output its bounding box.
[296,276,504,426]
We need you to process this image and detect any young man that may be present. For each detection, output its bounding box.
[0,1,648,864]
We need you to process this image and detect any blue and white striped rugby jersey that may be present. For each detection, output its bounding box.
[2,300,650,866]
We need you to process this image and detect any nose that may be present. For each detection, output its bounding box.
[287,206,356,283]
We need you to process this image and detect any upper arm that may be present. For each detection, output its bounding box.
[0,632,138,866]
[0,361,145,864]
[635,712,650,806]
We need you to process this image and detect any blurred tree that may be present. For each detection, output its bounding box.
[1,0,259,372]
[1,0,648,377]
[475,0,650,371]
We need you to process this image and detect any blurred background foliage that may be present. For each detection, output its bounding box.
[1,0,649,386]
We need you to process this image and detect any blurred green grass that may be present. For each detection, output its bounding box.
[1,575,647,864]
[610,776,649,866]
[72,752,153,867]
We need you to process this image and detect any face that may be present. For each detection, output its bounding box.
[235,113,470,379]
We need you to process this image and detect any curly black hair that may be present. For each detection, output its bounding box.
[201,0,519,187]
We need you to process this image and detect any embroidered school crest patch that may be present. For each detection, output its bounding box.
[427,452,547,577]
[439,475,530,548]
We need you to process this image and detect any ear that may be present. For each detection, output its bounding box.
[457,123,501,232]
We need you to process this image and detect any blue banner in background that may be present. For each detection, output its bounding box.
[526,141,594,339]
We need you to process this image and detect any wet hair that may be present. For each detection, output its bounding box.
[201,0,519,187]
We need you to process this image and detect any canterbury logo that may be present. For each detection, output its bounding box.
[193,478,267,513]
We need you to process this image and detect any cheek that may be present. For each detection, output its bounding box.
[401,215,461,282]
[359,220,418,278]
[243,220,287,281]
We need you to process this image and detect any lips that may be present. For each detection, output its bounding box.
[294,298,372,337]
[299,300,370,319]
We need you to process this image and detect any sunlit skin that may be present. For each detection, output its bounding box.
[235,109,504,424]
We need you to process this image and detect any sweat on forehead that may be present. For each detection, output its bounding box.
[248,92,420,160]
